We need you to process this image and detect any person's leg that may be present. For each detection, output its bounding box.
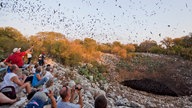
[28,58,32,64]
[42,60,45,66]
[39,60,42,66]
[34,77,48,88]
[0,92,18,104]
[7,66,11,73]
[25,92,48,108]
[20,82,31,94]
[27,58,30,64]
[24,76,33,84]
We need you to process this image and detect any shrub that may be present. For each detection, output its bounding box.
[78,61,107,82]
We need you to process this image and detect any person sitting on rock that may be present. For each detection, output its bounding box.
[94,94,107,108]
[57,84,83,108]
[41,78,54,93]
[30,63,39,75]
[0,64,32,98]
[46,64,52,71]
[32,66,48,88]
[43,67,53,80]
[25,90,56,108]
[0,59,6,68]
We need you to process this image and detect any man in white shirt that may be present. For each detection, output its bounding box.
[43,67,53,80]
[0,64,31,94]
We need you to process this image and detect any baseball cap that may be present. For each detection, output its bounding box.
[13,48,21,53]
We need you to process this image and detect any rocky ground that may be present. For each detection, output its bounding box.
[1,53,192,108]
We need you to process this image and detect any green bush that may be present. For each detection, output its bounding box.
[79,67,89,78]
[78,62,107,82]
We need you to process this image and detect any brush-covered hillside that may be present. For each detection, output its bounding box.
[0,27,192,108]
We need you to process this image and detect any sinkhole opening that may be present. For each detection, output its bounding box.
[121,78,178,97]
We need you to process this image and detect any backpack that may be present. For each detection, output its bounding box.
[0,86,16,99]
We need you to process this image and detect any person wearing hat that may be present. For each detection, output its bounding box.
[5,45,34,68]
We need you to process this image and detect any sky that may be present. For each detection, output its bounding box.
[0,0,192,44]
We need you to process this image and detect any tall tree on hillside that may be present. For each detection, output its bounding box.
[173,37,183,46]
[161,37,174,49]
[138,40,157,52]
[112,41,122,47]
[83,38,97,53]
[182,35,192,48]
[0,27,29,56]
[98,43,112,53]
[124,44,135,52]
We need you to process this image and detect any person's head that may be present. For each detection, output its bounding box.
[46,67,50,71]
[13,48,21,53]
[36,66,41,73]
[47,64,51,67]
[94,94,107,108]
[45,78,54,88]
[59,86,71,102]
[10,64,19,73]
[34,63,39,68]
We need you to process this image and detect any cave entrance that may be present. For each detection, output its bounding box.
[121,78,178,97]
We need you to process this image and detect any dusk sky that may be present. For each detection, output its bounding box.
[0,0,192,44]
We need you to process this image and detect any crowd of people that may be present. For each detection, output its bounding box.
[0,46,108,108]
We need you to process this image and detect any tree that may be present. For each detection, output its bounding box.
[0,27,29,56]
[112,41,122,47]
[161,37,174,49]
[138,40,157,52]
[124,44,135,52]
[149,45,165,54]
[173,38,183,46]
[182,36,192,48]
[98,43,112,53]
[118,49,127,58]
[83,38,97,53]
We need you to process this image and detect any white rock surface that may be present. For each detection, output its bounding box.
[1,61,192,108]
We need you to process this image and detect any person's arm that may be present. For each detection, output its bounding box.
[0,92,18,104]
[36,74,42,80]
[25,46,34,54]
[70,86,76,103]
[47,90,57,108]
[11,76,25,86]
[77,91,83,108]
[4,61,12,67]
[4,57,12,67]
[76,85,83,108]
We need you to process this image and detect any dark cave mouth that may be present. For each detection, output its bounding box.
[121,78,178,97]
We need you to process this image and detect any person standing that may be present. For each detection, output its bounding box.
[27,50,33,64]
[38,52,45,66]
[5,46,34,68]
